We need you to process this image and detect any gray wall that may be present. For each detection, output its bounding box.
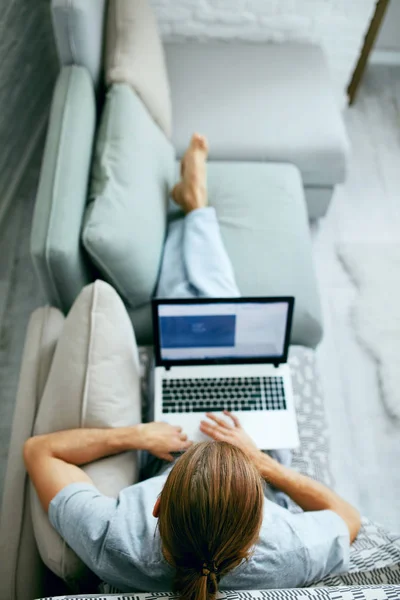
[376,0,400,50]
[0,0,58,212]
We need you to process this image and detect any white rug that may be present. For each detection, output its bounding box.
[338,243,400,419]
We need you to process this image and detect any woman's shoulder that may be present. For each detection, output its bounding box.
[103,475,166,551]
[221,515,307,590]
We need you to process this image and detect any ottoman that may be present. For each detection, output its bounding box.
[130,160,322,349]
[207,161,322,348]
[165,42,351,219]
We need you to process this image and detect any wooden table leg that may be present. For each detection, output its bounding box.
[347,0,391,105]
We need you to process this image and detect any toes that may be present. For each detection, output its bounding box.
[191,133,209,153]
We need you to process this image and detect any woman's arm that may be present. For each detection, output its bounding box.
[254,452,361,542]
[24,423,191,512]
[200,411,361,543]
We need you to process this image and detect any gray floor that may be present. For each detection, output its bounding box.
[313,63,400,534]
[1,64,400,533]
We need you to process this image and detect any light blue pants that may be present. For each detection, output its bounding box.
[155,206,292,503]
[156,207,240,299]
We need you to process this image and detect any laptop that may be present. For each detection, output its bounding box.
[152,297,299,450]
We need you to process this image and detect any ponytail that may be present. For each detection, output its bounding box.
[158,442,264,600]
[175,564,219,600]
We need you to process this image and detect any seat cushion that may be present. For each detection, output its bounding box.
[30,281,142,584]
[165,42,350,188]
[207,162,322,348]
[106,0,172,138]
[83,84,175,311]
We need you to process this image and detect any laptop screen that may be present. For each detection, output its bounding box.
[152,297,294,366]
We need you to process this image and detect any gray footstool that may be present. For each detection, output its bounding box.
[207,162,322,348]
[166,42,350,219]
[131,160,323,348]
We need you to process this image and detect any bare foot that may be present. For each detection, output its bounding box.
[172,133,209,213]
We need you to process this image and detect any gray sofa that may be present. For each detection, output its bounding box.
[6,2,396,600]
[28,0,351,348]
[50,0,350,220]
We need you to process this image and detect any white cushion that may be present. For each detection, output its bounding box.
[30,280,142,583]
[106,0,172,138]
[165,42,350,187]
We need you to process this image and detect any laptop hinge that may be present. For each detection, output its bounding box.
[274,362,280,369]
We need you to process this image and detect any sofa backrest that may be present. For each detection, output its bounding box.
[51,0,108,89]
[0,308,66,600]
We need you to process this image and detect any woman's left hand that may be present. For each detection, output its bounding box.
[136,422,192,462]
[200,411,262,463]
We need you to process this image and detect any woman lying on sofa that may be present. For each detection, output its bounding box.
[23,135,361,600]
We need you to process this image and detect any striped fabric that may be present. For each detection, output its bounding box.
[39,585,400,599]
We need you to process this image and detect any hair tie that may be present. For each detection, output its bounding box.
[202,561,218,577]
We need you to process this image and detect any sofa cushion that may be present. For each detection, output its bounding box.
[30,65,97,314]
[83,84,175,311]
[30,281,142,583]
[106,0,172,138]
[165,42,350,188]
[207,161,323,348]
[51,0,107,89]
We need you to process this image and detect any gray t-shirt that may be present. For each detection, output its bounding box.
[49,473,350,592]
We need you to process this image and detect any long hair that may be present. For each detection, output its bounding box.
[158,441,264,600]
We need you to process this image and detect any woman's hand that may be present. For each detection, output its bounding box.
[137,422,192,462]
[200,411,262,463]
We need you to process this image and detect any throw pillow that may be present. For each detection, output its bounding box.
[105,0,172,138]
[82,84,175,310]
[30,280,142,583]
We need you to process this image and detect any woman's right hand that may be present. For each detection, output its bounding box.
[136,422,192,462]
[200,411,262,463]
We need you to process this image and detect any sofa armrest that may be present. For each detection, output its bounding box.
[0,307,65,600]
[51,0,107,90]
[31,66,97,314]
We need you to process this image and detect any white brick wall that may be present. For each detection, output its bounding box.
[151,0,377,103]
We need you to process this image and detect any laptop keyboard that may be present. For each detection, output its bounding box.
[162,376,287,414]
